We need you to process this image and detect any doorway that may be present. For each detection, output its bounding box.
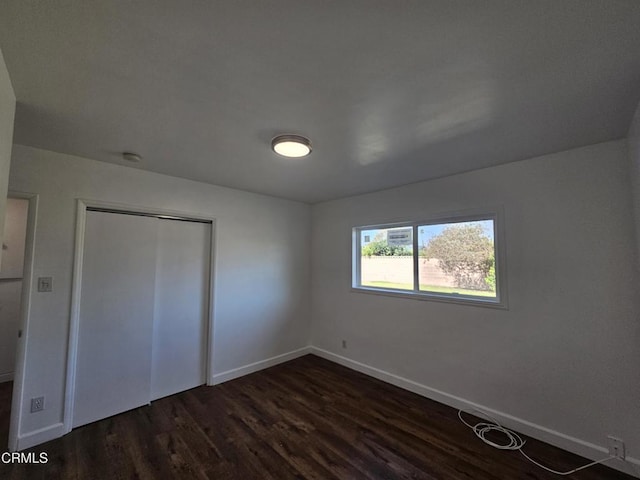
[0,198,28,381]
[3,192,37,452]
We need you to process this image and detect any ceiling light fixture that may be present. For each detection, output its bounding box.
[271,134,312,158]
[122,152,142,163]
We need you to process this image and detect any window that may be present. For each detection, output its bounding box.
[353,213,505,307]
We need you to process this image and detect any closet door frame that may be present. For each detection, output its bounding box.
[63,199,216,435]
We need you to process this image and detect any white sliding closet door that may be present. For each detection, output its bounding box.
[151,219,210,400]
[73,211,158,428]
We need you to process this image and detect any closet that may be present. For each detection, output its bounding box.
[72,209,211,428]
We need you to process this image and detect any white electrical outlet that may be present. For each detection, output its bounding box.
[607,435,625,459]
[30,396,45,413]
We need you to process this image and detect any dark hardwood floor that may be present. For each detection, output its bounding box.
[0,355,636,479]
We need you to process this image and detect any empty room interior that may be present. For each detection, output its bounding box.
[0,1,640,479]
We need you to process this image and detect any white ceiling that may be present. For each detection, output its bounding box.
[1,1,640,203]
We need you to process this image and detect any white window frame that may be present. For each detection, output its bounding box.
[352,211,508,309]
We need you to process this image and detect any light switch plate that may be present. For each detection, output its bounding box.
[38,276,53,292]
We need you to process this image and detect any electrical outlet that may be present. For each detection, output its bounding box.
[342,339,347,349]
[30,396,45,413]
[607,436,625,459]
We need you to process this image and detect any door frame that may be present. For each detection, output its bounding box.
[7,191,39,452]
[63,198,217,434]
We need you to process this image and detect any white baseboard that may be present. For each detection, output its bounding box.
[211,346,312,385]
[309,347,640,478]
[0,372,14,383]
[15,423,65,452]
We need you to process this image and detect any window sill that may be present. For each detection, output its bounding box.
[351,286,508,310]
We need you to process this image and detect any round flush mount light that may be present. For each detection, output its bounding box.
[271,134,312,158]
[122,152,142,163]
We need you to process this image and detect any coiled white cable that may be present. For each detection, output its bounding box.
[458,409,616,476]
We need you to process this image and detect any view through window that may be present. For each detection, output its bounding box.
[360,226,414,290]
[356,216,499,304]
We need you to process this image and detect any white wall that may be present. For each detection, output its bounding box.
[9,145,310,441]
[629,103,640,266]
[0,47,16,267]
[311,140,640,465]
[0,198,28,382]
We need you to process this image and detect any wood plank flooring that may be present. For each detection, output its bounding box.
[0,355,636,479]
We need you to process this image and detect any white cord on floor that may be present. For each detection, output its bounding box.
[458,409,616,476]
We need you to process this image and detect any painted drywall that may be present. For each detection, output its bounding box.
[0,198,28,382]
[0,47,16,267]
[8,145,310,440]
[629,103,640,267]
[311,140,640,462]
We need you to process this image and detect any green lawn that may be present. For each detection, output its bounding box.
[362,281,496,298]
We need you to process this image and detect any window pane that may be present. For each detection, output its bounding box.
[360,227,413,290]
[418,219,496,298]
